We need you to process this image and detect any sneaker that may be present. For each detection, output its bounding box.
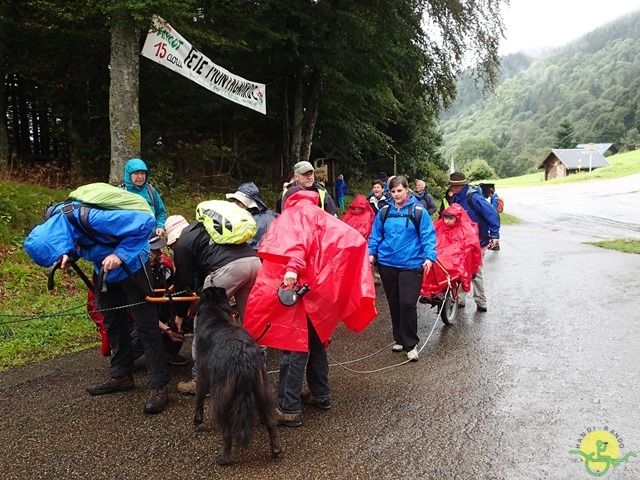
[407,346,419,361]
[144,386,168,414]
[177,378,196,395]
[275,407,302,427]
[477,305,488,312]
[165,353,189,366]
[86,373,134,396]
[391,344,404,352]
[301,391,332,410]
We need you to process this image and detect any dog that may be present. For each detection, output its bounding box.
[193,286,282,465]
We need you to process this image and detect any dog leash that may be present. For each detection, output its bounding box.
[325,310,440,374]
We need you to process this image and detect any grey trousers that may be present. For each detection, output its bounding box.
[192,256,262,362]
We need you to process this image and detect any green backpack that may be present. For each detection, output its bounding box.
[196,200,257,245]
[69,183,153,214]
[46,183,154,247]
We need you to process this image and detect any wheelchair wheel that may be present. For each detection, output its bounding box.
[440,285,461,325]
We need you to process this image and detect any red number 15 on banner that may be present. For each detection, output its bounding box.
[153,42,167,59]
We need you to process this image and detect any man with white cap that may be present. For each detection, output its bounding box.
[276,161,338,216]
[226,182,278,250]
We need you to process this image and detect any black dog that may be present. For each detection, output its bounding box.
[193,287,281,465]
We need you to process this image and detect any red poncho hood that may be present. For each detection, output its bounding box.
[421,203,482,294]
[243,190,378,351]
[342,193,375,239]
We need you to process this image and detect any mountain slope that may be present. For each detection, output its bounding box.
[438,10,640,178]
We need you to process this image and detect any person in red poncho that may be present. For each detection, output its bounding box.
[342,193,375,239]
[420,203,483,301]
[243,187,377,427]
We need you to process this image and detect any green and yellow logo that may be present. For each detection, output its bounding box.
[569,427,636,477]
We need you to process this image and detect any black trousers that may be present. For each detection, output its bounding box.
[95,263,169,389]
[377,264,423,351]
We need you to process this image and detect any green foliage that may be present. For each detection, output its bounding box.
[553,119,576,148]
[465,158,497,182]
[451,137,500,172]
[0,247,99,371]
[440,11,640,178]
[3,0,507,194]
[0,180,68,245]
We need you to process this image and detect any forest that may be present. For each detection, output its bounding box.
[0,0,505,194]
[439,10,640,179]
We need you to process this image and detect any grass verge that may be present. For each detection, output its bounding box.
[586,239,640,254]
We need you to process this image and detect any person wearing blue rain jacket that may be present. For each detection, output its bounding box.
[448,171,500,313]
[122,158,167,236]
[368,175,437,362]
[23,204,170,414]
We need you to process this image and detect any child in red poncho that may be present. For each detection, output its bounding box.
[420,203,483,301]
[342,193,375,239]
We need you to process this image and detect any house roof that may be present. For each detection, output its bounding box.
[575,143,617,155]
[538,148,610,169]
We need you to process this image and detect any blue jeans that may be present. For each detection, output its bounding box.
[277,318,330,414]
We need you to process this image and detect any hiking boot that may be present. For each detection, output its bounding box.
[407,346,419,361]
[477,305,488,312]
[391,343,404,352]
[275,407,302,427]
[86,373,134,396]
[301,391,332,410]
[165,353,189,366]
[177,378,196,395]
[144,386,168,414]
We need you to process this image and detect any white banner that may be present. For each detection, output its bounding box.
[141,15,266,115]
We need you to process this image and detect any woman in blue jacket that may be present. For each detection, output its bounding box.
[122,158,167,236]
[368,175,437,361]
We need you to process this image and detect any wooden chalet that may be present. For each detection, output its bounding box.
[538,148,610,181]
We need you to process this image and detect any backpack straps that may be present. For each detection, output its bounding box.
[379,202,422,241]
[465,185,481,216]
[59,200,119,247]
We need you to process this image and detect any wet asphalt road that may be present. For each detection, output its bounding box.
[2,180,640,479]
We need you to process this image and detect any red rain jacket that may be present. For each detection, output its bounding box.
[243,190,378,352]
[342,193,375,239]
[421,203,482,295]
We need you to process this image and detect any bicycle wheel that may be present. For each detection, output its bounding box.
[440,285,460,325]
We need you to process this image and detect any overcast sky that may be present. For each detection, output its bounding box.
[499,0,640,55]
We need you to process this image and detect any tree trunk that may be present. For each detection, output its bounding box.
[288,71,304,164]
[108,10,140,184]
[300,70,322,163]
[0,72,9,170]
